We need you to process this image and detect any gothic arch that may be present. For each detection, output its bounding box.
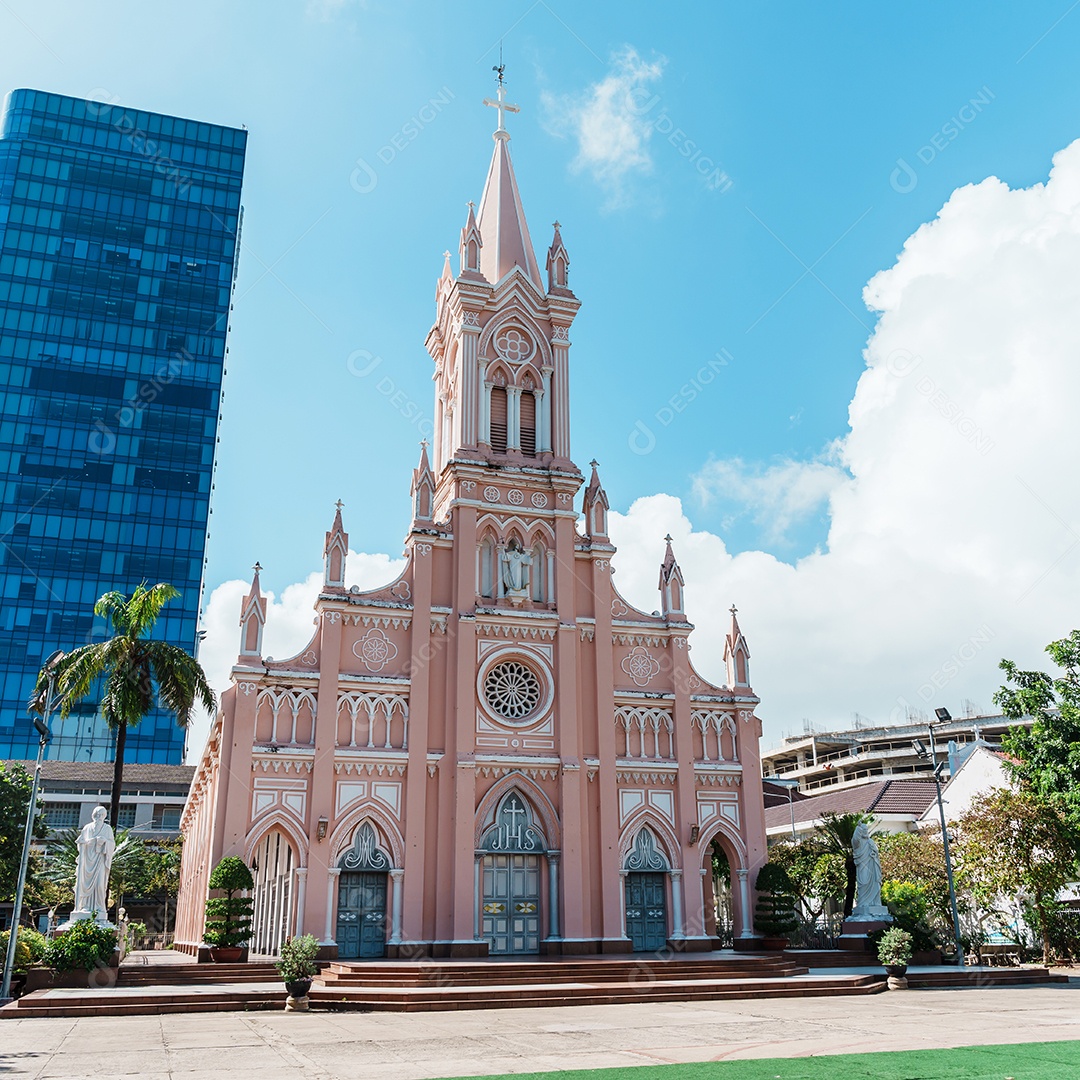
[618,809,680,870]
[244,810,308,869]
[328,804,404,868]
[515,362,543,389]
[524,521,555,546]
[698,817,748,871]
[474,771,560,851]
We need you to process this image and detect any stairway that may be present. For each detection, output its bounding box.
[310,953,886,1012]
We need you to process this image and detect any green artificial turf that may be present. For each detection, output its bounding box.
[450,1039,1080,1079]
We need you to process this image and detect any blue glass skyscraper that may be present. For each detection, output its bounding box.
[0,90,246,763]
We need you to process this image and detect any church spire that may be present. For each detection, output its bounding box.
[323,500,349,589]
[724,605,752,688]
[658,534,686,618]
[411,440,436,525]
[476,70,542,289]
[582,460,610,540]
[239,561,267,659]
[546,220,571,295]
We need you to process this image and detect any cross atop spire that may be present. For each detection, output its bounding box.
[483,73,520,140]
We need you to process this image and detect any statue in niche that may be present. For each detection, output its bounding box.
[501,539,532,601]
[849,821,891,922]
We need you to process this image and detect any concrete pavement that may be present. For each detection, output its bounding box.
[0,981,1078,1078]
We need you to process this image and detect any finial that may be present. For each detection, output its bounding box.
[730,604,738,616]
[334,499,344,511]
[664,534,673,544]
[553,220,561,230]
[483,62,520,138]
[420,438,430,450]
[442,249,451,260]
[589,459,599,469]
[253,561,262,575]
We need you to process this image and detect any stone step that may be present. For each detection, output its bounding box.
[0,985,286,1019]
[906,968,1067,989]
[119,962,280,985]
[309,973,886,1012]
[321,961,808,987]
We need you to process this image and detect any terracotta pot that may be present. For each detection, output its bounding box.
[209,946,244,963]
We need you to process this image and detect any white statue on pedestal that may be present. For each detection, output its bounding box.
[848,822,892,922]
[67,805,116,926]
[501,540,532,604]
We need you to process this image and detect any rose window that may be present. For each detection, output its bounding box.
[495,327,531,362]
[484,660,542,720]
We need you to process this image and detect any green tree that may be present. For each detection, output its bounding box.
[204,856,254,949]
[769,837,845,926]
[30,582,216,829]
[754,863,799,939]
[994,629,1080,832]
[816,812,873,918]
[954,788,1078,964]
[0,762,47,911]
[877,830,954,931]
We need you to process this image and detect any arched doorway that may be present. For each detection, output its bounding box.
[623,827,670,953]
[251,828,297,956]
[478,791,545,955]
[708,839,735,947]
[336,822,390,959]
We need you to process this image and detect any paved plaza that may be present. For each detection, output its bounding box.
[0,982,1078,1079]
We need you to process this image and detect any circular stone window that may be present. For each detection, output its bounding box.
[484,660,542,721]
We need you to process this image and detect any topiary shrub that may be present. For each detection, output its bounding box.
[754,862,799,939]
[43,919,118,972]
[204,856,254,949]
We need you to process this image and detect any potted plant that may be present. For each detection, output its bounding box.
[276,933,320,1009]
[754,863,799,949]
[877,926,914,977]
[204,856,254,962]
[26,919,118,992]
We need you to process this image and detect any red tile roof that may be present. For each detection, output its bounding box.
[2,760,194,789]
[763,778,938,830]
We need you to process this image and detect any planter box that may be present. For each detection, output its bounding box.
[23,960,119,993]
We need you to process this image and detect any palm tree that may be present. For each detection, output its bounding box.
[817,811,874,918]
[30,582,215,829]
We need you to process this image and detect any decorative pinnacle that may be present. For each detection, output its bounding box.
[664,534,673,544]
[589,459,600,469]
[553,220,561,230]
[730,605,738,615]
[253,561,262,574]
[420,438,430,450]
[334,499,344,511]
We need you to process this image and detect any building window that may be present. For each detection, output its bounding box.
[520,391,536,456]
[490,386,508,453]
[152,805,181,830]
[116,804,137,829]
[43,801,80,829]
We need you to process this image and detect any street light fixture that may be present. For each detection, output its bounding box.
[764,775,801,841]
[911,706,965,968]
[1,650,63,1002]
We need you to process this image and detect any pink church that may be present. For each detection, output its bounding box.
[175,84,769,960]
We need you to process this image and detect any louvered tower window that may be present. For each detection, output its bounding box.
[520,391,536,456]
[490,386,508,453]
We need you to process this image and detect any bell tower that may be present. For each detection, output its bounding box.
[425,71,581,496]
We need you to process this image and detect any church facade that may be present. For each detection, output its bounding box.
[175,86,769,960]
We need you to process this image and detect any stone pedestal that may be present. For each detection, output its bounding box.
[838,916,892,953]
[284,992,309,1012]
[887,974,909,990]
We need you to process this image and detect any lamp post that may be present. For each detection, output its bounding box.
[911,706,965,968]
[1,651,62,1001]
[765,776,801,841]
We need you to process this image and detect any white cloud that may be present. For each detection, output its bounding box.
[692,455,848,545]
[609,140,1080,744]
[188,138,1080,758]
[542,46,665,209]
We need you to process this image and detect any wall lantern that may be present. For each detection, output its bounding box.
[316,817,329,842]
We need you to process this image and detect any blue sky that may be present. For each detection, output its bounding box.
[5,2,1080,745]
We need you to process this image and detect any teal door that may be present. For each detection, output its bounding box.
[625,872,667,952]
[336,871,387,959]
[482,854,541,954]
